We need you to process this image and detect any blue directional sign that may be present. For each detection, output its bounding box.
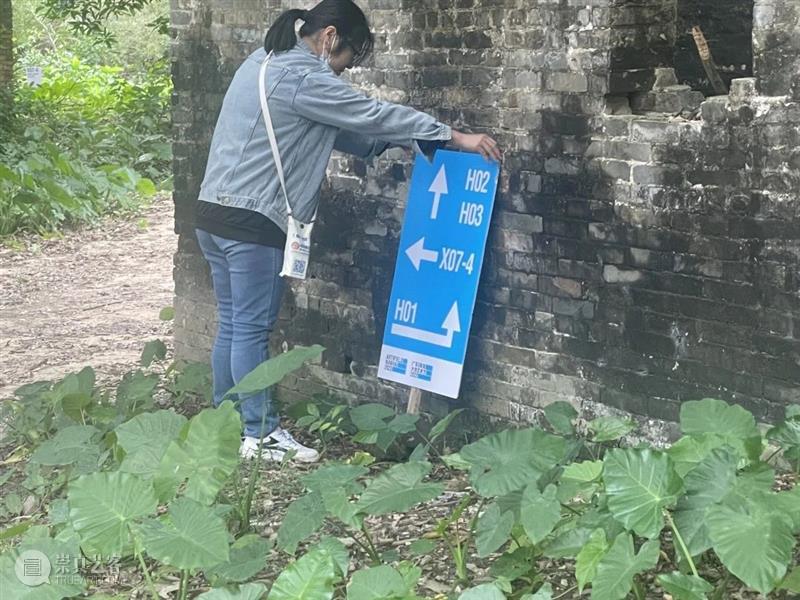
[378,149,500,398]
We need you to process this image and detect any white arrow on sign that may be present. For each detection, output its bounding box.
[391,302,461,348]
[428,165,449,219]
[405,237,439,271]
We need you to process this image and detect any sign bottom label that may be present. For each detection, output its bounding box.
[378,345,464,399]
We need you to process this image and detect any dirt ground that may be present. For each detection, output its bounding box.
[0,196,175,398]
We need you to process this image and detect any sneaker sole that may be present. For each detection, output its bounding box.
[239,448,286,462]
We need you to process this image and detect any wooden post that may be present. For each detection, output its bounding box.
[407,387,422,414]
[692,26,728,95]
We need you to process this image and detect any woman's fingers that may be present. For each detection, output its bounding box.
[451,130,502,162]
[479,135,502,162]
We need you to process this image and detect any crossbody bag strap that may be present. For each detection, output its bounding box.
[258,52,317,223]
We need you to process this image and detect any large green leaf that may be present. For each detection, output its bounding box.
[0,536,86,599]
[458,583,506,600]
[521,584,553,600]
[321,488,363,529]
[276,492,327,554]
[520,484,561,544]
[562,460,603,483]
[429,408,465,441]
[603,448,682,538]
[767,416,800,464]
[460,428,568,497]
[780,566,800,593]
[356,462,443,516]
[350,403,395,431]
[542,526,592,559]
[197,583,268,600]
[317,537,350,577]
[543,401,577,435]
[667,433,729,478]
[347,565,417,600]
[67,471,157,557]
[475,502,514,557]
[706,501,795,594]
[139,497,230,570]
[154,400,241,504]
[679,399,761,460]
[115,410,187,477]
[558,460,603,503]
[590,534,660,600]
[587,416,635,443]
[268,545,339,600]
[576,529,608,593]
[773,486,800,531]
[206,534,272,583]
[302,463,367,495]
[673,447,738,556]
[656,572,712,600]
[31,425,101,468]
[115,370,159,416]
[227,345,324,397]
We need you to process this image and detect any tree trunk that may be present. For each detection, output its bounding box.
[0,0,13,114]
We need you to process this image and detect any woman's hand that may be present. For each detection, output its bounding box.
[450,130,502,162]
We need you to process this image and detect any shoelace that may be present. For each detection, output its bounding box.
[270,429,303,448]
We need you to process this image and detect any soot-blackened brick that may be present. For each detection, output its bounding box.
[173,0,800,431]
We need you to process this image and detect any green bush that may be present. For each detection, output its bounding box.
[1,0,171,236]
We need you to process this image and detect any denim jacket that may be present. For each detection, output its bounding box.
[198,39,452,230]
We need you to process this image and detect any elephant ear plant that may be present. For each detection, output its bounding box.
[443,398,799,599]
[0,345,324,600]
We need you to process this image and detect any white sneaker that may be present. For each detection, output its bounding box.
[263,427,320,463]
[240,436,285,461]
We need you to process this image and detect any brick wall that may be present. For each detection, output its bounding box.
[673,0,753,94]
[172,0,799,429]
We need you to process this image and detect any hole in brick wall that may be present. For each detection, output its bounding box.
[608,0,755,111]
[674,0,754,95]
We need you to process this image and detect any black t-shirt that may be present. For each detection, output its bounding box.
[195,201,287,249]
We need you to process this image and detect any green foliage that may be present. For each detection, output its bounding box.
[205,534,272,584]
[459,428,568,497]
[227,345,325,398]
[475,502,514,557]
[356,461,443,516]
[114,409,187,477]
[590,534,660,600]
[1,9,171,236]
[0,535,87,598]
[197,584,268,600]
[602,448,683,539]
[656,572,713,600]
[458,583,506,600]
[347,564,421,600]
[67,470,157,556]
[268,541,348,600]
[154,400,242,505]
[2,340,799,600]
[139,496,231,570]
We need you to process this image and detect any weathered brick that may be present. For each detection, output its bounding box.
[171,0,799,434]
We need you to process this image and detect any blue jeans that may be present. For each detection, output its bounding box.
[196,229,285,438]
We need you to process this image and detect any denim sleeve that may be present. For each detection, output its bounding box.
[333,130,391,160]
[293,71,452,147]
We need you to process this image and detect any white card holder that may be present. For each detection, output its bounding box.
[280,216,314,278]
[259,52,317,280]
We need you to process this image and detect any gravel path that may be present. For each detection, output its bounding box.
[0,197,176,397]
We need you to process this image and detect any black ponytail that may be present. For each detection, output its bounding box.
[264,8,306,54]
[264,1,374,66]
